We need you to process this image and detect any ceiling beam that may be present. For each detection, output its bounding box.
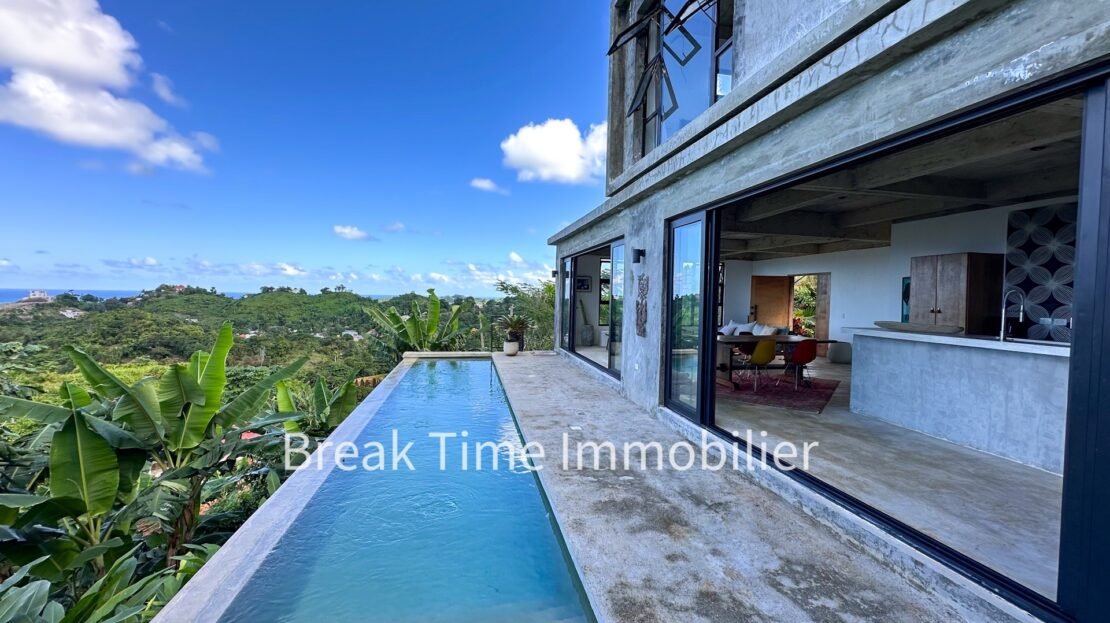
[720,223,890,258]
[798,175,993,203]
[720,210,839,238]
[728,189,834,222]
[807,112,1081,193]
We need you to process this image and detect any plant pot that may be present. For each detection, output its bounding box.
[503,341,520,356]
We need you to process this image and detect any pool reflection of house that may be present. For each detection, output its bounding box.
[551,1,1110,621]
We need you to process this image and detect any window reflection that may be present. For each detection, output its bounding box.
[610,245,625,373]
[560,259,571,349]
[669,220,704,411]
[660,0,714,142]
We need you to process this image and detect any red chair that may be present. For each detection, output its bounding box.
[778,339,817,390]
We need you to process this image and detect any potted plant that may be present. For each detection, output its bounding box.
[497,311,532,356]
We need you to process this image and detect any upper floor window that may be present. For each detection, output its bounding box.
[611,0,735,157]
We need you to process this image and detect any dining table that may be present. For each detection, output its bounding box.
[716,334,838,390]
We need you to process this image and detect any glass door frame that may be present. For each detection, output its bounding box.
[681,68,1110,622]
[563,238,626,379]
[663,210,719,421]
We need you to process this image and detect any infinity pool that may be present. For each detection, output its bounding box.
[217,360,592,622]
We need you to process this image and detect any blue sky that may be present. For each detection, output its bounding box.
[0,1,610,296]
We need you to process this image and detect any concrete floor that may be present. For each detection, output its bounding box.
[493,352,1022,623]
[575,345,609,368]
[714,359,1062,599]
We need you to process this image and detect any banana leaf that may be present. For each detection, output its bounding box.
[0,397,70,425]
[168,323,234,450]
[50,412,120,517]
[66,347,163,442]
[211,357,306,429]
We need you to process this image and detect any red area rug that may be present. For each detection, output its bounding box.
[717,374,839,414]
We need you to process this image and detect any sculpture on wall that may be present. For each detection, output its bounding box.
[636,275,649,337]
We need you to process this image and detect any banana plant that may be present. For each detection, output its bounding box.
[364,288,465,353]
[0,323,307,576]
[275,374,359,437]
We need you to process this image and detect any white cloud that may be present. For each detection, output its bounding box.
[367,273,383,282]
[348,272,359,281]
[277,262,307,277]
[0,258,14,270]
[508,251,525,265]
[151,72,186,107]
[469,177,509,195]
[102,256,159,269]
[501,119,606,184]
[0,0,140,88]
[0,0,215,172]
[410,273,424,283]
[427,272,450,283]
[156,20,173,34]
[382,221,406,233]
[333,224,370,240]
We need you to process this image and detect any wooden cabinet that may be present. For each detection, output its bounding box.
[908,253,1003,335]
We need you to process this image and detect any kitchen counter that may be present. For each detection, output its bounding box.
[847,327,1070,357]
[847,328,1069,473]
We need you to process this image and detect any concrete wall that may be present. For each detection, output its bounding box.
[558,0,1110,412]
[852,334,1069,472]
[736,0,853,81]
[721,260,753,325]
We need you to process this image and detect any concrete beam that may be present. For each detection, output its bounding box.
[720,210,839,237]
[810,112,1081,192]
[799,175,992,203]
[731,189,833,221]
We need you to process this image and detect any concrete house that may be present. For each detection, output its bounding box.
[551,1,1110,620]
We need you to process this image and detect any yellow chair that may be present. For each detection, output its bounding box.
[748,339,777,391]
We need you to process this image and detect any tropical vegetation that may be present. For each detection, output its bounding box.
[0,325,316,620]
[0,281,556,619]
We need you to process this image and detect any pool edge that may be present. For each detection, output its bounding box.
[491,356,607,623]
[154,359,417,623]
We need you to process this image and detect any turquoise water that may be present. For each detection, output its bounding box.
[218,360,591,623]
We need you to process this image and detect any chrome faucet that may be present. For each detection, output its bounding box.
[1001,288,1025,341]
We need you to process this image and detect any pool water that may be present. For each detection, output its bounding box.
[218,360,592,622]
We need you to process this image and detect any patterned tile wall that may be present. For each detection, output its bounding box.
[1005,204,1076,342]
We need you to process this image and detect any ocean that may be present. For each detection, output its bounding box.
[0,288,248,303]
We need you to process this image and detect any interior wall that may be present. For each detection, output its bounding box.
[738,205,1013,342]
[574,254,602,346]
[722,260,753,326]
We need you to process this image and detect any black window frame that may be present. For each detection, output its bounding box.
[663,211,714,419]
[670,65,1110,622]
[561,238,626,379]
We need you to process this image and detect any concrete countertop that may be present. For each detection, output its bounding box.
[847,328,1071,358]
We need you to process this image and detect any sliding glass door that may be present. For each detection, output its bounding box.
[563,239,625,378]
[666,215,706,415]
[609,244,625,372]
[560,258,571,350]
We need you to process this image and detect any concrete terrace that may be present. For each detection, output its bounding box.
[493,352,1028,623]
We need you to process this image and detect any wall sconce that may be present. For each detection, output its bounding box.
[551,270,559,278]
[632,248,646,264]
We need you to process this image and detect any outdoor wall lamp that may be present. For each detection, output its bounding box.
[632,248,646,264]
[551,270,558,278]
